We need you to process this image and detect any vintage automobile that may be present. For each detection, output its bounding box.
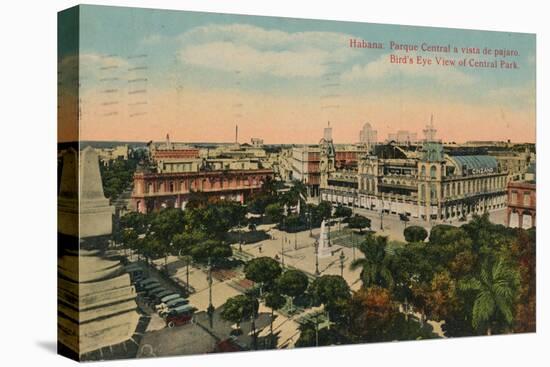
[158,298,190,316]
[154,294,181,311]
[165,304,197,328]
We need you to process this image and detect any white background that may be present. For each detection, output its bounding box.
[0,0,548,365]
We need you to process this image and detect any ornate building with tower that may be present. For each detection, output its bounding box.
[320,117,513,223]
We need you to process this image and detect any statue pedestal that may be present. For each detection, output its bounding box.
[58,147,114,238]
[318,220,332,258]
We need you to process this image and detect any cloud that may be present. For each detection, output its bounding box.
[178,23,354,78]
[341,52,476,86]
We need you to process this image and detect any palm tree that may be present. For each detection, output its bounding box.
[350,234,394,289]
[460,259,520,335]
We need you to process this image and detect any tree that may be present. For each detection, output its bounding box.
[277,270,309,312]
[310,275,351,322]
[350,234,394,289]
[513,228,536,333]
[426,225,474,275]
[189,239,232,265]
[459,259,520,335]
[265,203,284,223]
[334,205,352,220]
[150,208,186,268]
[173,230,206,291]
[347,214,371,233]
[264,292,286,347]
[403,226,428,243]
[221,295,259,334]
[387,242,432,306]
[244,257,282,294]
[316,201,332,221]
[348,286,397,342]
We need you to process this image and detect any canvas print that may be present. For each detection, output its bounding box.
[57,5,536,361]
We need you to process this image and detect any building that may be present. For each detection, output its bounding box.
[387,130,418,144]
[321,119,514,223]
[506,162,536,229]
[250,138,264,147]
[289,143,361,198]
[96,144,129,164]
[131,135,273,213]
[131,168,272,213]
[359,122,378,147]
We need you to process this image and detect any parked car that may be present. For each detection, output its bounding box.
[151,290,177,304]
[147,286,167,297]
[157,297,189,315]
[139,279,160,290]
[143,282,162,292]
[165,304,197,328]
[138,278,157,287]
[153,293,181,309]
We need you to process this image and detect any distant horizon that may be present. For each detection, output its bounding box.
[78,136,536,145]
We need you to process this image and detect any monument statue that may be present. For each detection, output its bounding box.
[318,220,332,258]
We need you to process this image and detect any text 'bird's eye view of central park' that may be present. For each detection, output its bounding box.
[57,5,535,362]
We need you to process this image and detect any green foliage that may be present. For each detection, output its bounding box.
[350,234,394,289]
[346,214,371,233]
[150,208,185,245]
[221,295,259,327]
[316,201,333,221]
[334,205,352,219]
[244,257,282,287]
[403,225,428,243]
[310,275,351,320]
[295,324,343,348]
[189,239,233,265]
[277,270,309,299]
[100,158,137,200]
[184,201,247,239]
[172,230,207,256]
[265,292,286,311]
[459,259,520,334]
[265,203,284,223]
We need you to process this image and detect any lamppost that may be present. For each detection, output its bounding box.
[314,240,320,276]
[178,249,191,295]
[294,232,298,251]
[281,236,285,267]
[308,207,313,237]
[351,231,356,261]
[207,257,214,328]
[380,210,384,230]
[339,252,345,277]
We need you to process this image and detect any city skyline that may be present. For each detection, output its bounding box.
[59,5,535,144]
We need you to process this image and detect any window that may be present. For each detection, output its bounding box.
[430,165,437,179]
[430,184,437,200]
[421,166,426,178]
[511,191,518,204]
[523,192,531,206]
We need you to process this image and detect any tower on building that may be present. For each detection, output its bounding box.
[423,114,438,142]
